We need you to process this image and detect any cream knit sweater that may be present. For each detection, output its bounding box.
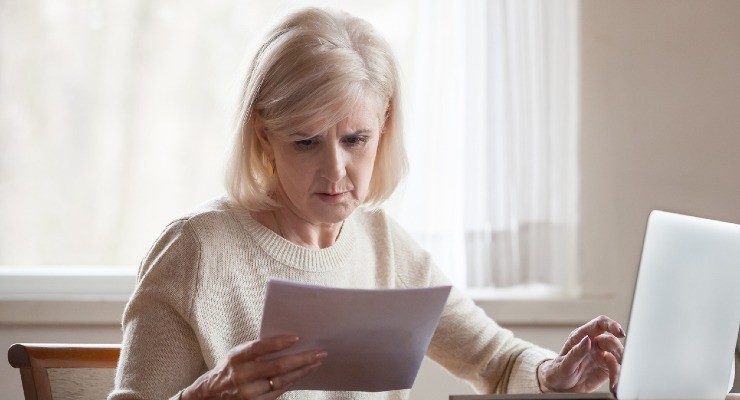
[109,197,555,400]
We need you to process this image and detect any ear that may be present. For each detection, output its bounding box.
[253,112,274,160]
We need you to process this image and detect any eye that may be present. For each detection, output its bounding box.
[293,138,318,150]
[343,135,369,147]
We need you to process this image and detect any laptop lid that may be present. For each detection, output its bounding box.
[617,210,740,400]
[448,395,614,400]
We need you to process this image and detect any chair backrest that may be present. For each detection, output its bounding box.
[8,343,120,400]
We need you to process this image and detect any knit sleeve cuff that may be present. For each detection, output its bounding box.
[506,347,558,394]
[169,389,184,400]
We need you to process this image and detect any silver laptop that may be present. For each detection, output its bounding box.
[451,210,740,400]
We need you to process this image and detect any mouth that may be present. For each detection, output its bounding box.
[316,192,349,203]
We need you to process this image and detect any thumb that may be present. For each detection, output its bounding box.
[560,336,591,376]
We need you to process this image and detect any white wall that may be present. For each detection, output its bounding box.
[579,0,740,390]
[3,0,740,398]
[580,0,740,321]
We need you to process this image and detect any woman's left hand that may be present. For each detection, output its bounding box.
[538,315,625,394]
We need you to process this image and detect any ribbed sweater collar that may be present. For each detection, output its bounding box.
[233,207,358,272]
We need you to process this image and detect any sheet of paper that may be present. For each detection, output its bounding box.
[259,279,451,392]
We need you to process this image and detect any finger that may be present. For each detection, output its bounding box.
[229,336,300,363]
[612,320,626,338]
[257,379,289,400]
[230,377,273,399]
[603,351,620,393]
[560,335,591,375]
[594,333,624,364]
[232,371,298,400]
[258,387,286,400]
[267,360,323,393]
[585,315,625,338]
[247,350,328,381]
[232,375,283,400]
[563,316,624,354]
[594,315,625,338]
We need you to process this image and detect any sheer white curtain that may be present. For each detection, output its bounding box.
[390,0,579,294]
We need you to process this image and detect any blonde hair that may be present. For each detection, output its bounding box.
[225,7,407,210]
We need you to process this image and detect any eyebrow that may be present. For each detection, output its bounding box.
[346,129,373,135]
[288,129,373,137]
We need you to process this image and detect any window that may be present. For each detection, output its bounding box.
[0,0,578,294]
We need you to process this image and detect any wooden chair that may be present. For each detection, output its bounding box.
[8,343,120,400]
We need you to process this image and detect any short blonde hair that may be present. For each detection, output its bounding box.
[225,7,407,210]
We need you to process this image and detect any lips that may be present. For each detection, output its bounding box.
[317,192,348,203]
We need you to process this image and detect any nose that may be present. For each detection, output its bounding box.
[320,142,347,183]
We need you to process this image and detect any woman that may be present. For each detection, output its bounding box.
[110,7,624,400]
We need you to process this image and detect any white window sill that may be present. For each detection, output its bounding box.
[0,265,137,301]
[0,266,618,326]
[0,265,137,326]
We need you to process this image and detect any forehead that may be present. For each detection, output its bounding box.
[293,96,384,136]
[341,99,383,128]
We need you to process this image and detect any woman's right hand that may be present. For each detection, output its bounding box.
[181,336,326,399]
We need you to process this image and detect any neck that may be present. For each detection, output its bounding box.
[250,208,343,250]
[273,208,343,250]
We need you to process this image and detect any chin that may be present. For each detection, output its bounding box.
[320,209,355,224]
[313,202,359,224]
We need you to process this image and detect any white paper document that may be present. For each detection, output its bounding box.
[259,279,452,392]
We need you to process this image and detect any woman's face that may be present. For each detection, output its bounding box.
[260,99,382,226]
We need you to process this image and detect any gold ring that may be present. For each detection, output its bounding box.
[268,378,275,391]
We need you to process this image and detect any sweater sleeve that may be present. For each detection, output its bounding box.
[388,217,556,394]
[425,281,556,394]
[109,219,206,400]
